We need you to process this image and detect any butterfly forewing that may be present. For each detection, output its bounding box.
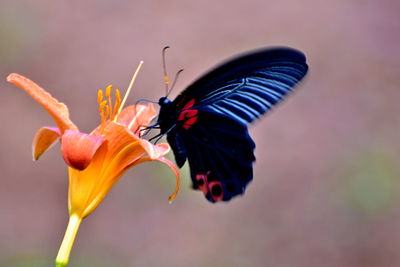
[173,48,307,125]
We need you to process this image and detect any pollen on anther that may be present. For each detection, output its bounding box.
[105,85,112,98]
[97,90,103,105]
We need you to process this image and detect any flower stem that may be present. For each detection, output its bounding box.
[55,214,82,267]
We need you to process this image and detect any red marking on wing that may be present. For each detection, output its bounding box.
[182,98,196,110]
[208,181,224,202]
[196,174,208,195]
[178,98,198,130]
[196,171,223,202]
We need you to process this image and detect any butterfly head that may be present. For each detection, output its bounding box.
[158,96,171,107]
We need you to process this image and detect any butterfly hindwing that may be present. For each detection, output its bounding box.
[176,110,255,202]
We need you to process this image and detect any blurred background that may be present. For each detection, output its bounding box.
[1,0,400,266]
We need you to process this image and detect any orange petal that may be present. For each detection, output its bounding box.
[68,123,148,217]
[130,156,180,203]
[117,104,157,135]
[101,122,146,162]
[61,130,106,170]
[7,73,78,133]
[158,157,181,203]
[89,122,169,173]
[32,127,61,160]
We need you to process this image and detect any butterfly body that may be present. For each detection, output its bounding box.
[158,97,176,134]
[157,47,308,203]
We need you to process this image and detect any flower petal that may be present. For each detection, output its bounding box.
[102,122,146,162]
[117,104,157,135]
[7,73,78,133]
[32,127,61,160]
[130,156,180,202]
[61,130,106,170]
[140,140,171,159]
[68,123,148,218]
[157,157,181,203]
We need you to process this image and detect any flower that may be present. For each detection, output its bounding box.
[7,71,180,267]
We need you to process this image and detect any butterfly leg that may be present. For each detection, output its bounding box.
[136,118,163,138]
[139,125,161,138]
[149,124,176,144]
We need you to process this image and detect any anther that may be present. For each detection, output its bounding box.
[105,85,112,98]
[105,85,113,119]
[97,90,103,105]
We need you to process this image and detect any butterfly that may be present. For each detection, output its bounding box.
[155,47,308,203]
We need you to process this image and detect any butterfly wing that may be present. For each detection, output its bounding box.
[168,110,255,202]
[161,47,308,202]
[174,47,308,124]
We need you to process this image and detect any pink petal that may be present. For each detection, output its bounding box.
[32,127,61,160]
[140,140,171,159]
[117,104,157,134]
[61,130,106,170]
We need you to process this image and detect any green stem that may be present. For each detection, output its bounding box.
[55,214,82,267]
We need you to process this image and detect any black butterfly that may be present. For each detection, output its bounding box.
[155,47,308,203]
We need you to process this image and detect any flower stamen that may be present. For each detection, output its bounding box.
[97,90,103,105]
[113,89,121,116]
[97,86,122,134]
[105,85,113,119]
[98,99,108,135]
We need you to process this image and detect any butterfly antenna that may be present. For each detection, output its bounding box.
[167,69,184,98]
[135,98,159,105]
[162,46,170,96]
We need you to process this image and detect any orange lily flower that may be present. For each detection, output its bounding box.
[7,70,180,267]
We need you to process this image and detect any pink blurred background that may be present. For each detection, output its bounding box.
[1,0,400,266]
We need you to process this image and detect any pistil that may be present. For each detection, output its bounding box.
[114,61,143,122]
